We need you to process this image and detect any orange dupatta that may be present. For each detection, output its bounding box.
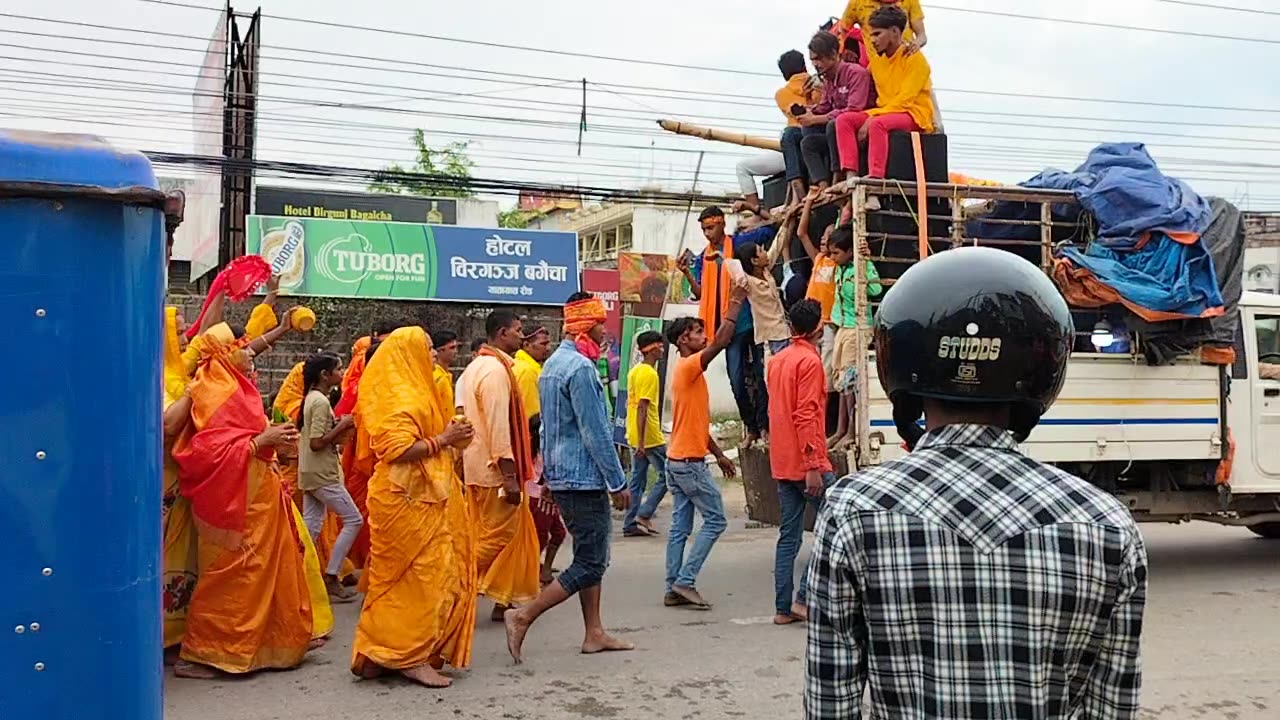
[171,324,267,545]
[476,346,536,485]
[698,233,735,334]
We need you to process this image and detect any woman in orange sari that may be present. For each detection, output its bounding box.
[351,326,477,688]
[172,322,314,678]
[336,335,376,570]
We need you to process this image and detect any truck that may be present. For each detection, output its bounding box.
[837,179,1280,538]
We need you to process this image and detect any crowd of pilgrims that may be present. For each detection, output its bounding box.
[158,1,938,688]
[162,277,587,687]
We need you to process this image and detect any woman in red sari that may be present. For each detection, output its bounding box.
[171,322,314,678]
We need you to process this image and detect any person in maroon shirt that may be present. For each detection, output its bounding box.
[798,31,873,195]
[765,299,836,624]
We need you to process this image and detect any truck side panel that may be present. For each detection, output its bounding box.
[864,353,1224,466]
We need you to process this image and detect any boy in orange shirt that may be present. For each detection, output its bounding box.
[663,285,746,610]
[796,195,839,387]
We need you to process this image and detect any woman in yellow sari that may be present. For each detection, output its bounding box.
[171,322,314,678]
[351,326,477,688]
[162,307,198,657]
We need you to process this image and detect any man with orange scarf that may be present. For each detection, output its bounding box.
[350,327,477,688]
[504,294,632,663]
[457,309,542,621]
[677,206,773,446]
[171,322,314,678]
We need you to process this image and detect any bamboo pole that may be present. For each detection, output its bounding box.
[657,119,782,152]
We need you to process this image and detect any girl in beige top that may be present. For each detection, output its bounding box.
[735,241,792,355]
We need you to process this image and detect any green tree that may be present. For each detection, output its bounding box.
[368,129,474,198]
[498,207,531,229]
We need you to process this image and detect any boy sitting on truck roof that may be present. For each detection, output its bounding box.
[833,4,936,183]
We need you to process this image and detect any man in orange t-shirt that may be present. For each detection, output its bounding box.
[663,287,745,610]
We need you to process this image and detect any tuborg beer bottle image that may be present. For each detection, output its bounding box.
[260,220,306,289]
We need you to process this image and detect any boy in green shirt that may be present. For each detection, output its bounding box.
[624,331,669,537]
[827,225,882,450]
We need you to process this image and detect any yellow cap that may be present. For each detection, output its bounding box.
[292,306,317,331]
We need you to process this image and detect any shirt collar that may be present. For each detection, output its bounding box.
[914,424,1019,453]
[515,348,541,368]
[790,336,819,354]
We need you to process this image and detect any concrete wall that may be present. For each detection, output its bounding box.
[458,198,500,228]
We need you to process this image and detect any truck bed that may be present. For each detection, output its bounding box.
[863,353,1225,466]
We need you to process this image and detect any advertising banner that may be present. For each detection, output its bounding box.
[245,215,578,305]
[612,315,667,446]
[582,268,623,400]
[179,9,228,281]
[581,268,622,340]
[255,186,458,225]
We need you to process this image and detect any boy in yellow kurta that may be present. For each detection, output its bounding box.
[833,4,936,179]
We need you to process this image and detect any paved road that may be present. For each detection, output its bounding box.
[166,510,1280,720]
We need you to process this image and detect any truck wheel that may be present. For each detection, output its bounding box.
[1247,523,1280,539]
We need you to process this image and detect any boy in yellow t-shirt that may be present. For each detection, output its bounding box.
[624,331,669,537]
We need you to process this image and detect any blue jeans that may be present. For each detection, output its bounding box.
[664,460,727,591]
[725,331,768,436]
[774,473,835,614]
[624,444,669,532]
[552,489,612,596]
[780,126,804,182]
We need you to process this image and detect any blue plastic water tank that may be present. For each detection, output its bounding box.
[0,130,165,720]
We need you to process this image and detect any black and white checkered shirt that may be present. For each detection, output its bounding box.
[805,424,1147,719]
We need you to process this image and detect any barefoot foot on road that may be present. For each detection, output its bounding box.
[173,660,221,680]
[790,602,809,622]
[504,609,530,665]
[581,631,635,654]
[401,664,452,689]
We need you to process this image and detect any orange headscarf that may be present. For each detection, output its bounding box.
[564,296,608,361]
[335,336,372,417]
[171,323,266,545]
[272,362,306,423]
[356,327,453,503]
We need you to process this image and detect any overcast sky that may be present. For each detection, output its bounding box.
[4,0,1280,210]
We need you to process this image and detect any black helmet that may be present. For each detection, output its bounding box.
[875,246,1073,444]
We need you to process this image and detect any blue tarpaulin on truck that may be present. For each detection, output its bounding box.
[1019,143,1224,321]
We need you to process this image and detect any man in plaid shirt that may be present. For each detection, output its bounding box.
[805,247,1148,719]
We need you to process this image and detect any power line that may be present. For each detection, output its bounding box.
[1148,0,1280,17]
[139,0,778,77]
[928,2,1280,45]
[11,40,1280,149]
[5,12,1280,115]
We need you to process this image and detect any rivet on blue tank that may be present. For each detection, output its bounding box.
[14,625,25,634]
[30,622,41,632]
[41,568,52,577]
[36,451,46,461]
[35,308,46,318]
[34,663,45,672]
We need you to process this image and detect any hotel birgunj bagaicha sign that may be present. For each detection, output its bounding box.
[245,215,580,305]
